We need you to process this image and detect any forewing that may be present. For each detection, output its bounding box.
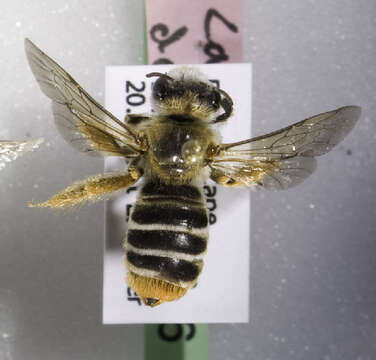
[210,106,361,190]
[25,38,143,157]
[0,138,43,171]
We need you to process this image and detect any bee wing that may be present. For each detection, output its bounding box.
[209,106,361,190]
[25,38,144,158]
[0,138,43,171]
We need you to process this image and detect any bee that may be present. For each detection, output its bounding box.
[0,138,43,171]
[25,38,361,307]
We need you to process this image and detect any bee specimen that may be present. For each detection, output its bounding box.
[25,38,360,307]
[0,138,43,171]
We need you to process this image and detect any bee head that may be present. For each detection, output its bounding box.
[146,67,233,123]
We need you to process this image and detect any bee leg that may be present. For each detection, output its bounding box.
[210,169,243,187]
[212,89,233,123]
[29,168,142,209]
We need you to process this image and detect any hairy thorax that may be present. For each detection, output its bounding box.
[143,117,217,184]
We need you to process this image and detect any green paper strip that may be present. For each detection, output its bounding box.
[145,324,209,360]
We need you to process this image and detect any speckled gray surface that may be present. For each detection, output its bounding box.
[0,1,375,360]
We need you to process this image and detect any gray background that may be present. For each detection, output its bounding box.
[0,1,375,359]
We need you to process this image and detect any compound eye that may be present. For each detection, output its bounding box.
[210,91,221,109]
[153,77,170,101]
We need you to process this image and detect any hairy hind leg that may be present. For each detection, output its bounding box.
[30,168,142,209]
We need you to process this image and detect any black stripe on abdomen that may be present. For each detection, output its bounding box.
[141,181,202,201]
[127,251,202,282]
[127,229,207,255]
[131,203,208,228]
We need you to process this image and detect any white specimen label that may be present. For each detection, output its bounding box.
[103,64,252,323]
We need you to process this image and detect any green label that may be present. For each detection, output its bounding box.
[145,324,208,360]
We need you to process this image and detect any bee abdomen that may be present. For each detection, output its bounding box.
[125,181,208,286]
[127,252,203,282]
[127,229,207,255]
[131,203,208,228]
[141,181,202,200]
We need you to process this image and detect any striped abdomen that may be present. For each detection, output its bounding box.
[125,180,208,304]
